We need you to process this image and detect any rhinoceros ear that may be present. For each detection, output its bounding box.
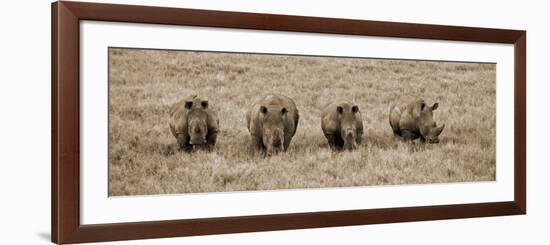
[185,101,193,109]
[281,107,288,115]
[201,100,209,108]
[336,106,343,114]
[432,103,439,111]
[260,106,268,114]
[352,105,359,113]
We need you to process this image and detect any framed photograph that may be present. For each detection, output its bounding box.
[52,1,526,244]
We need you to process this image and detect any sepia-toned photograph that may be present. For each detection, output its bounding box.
[108,47,496,196]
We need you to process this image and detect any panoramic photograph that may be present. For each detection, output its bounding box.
[108,47,496,196]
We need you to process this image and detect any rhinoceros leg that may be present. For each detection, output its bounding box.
[176,133,192,152]
[356,132,363,146]
[324,134,336,150]
[205,131,218,151]
[325,133,343,150]
[251,135,265,151]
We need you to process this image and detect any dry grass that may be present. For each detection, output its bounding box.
[108,48,496,196]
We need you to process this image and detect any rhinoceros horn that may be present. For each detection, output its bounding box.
[435,124,445,136]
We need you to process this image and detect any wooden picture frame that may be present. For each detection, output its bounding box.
[52,1,526,244]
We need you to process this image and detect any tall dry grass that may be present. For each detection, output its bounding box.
[108,48,496,196]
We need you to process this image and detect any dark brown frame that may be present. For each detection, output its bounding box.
[52,1,526,244]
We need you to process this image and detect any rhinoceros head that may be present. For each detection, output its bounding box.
[186,100,209,145]
[417,102,445,144]
[259,105,286,156]
[337,104,360,150]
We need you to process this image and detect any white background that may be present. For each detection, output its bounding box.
[0,0,546,244]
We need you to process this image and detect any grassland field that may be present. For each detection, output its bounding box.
[108,48,496,196]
